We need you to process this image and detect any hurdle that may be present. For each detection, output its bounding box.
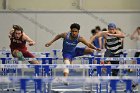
[0,57,52,93]
[1,56,94,93]
[20,78,42,93]
[31,57,140,92]
[0,51,51,92]
[1,63,140,93]
[1,49,140,93]
[88,56,140,93]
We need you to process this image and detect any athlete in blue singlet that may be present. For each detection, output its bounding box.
[62,31,87,61]
[91,28,103,49]
[45,23,100,85]
[90,28,104,58]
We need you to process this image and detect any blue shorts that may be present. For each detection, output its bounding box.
[62,47,85,61]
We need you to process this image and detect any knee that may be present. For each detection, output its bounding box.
[12,49,20,57]
[88,48,94,53]
[64,59,70,64]
[12,50,24,60]
[63,59,70,74]
[63,68,69,74]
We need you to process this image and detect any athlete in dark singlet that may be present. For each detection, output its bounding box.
[90,23,125,76]
[9,25,39,64]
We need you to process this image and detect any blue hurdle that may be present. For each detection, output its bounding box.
[94,57,111,93]
[136,58,140,76]
[0,51,51,93]
[94,57,140,93]
[20,78,42,93]
[20,57,53,93]
[1,49,140,93]
[110,79,132,93]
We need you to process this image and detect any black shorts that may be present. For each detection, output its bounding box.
[134,52,140,57]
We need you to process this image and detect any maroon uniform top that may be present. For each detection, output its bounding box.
[9,32,34,58]
[10,33,27,51]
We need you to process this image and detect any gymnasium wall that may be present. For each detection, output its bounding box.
[0,0,140,10]
[0,0,3,9]
[0,11,140,52]
[83,0,140,10]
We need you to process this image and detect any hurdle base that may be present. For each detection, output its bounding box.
[51,88,139,92]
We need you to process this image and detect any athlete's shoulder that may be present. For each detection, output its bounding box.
[59,32,68,38]
[78,36,84,42]
[22,33,30,41]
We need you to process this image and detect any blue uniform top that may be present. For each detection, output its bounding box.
[93,37,104,49]
[62,32,80,54]
[93,37,100,48]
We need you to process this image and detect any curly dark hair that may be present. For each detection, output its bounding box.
[91,29,96,35]
[70,23,80,30]
[95,26,101,31]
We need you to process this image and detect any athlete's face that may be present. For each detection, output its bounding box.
[70,28,79,38]
[108,28,115,34]
[14,30,22,39]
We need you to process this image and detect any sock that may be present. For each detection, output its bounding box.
[17,52,24,61]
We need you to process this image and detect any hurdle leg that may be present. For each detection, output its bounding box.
[5,59,12,91]
[88,57,94,76]
[96,65,111,93]
[124,80,132,93]
[88,57,95,93]
[6,60,10,91]
[1,58,7,76]
[106,66,111,93]
[110,80,118,93]
[11,60,18,91]
[34,79,42,93]
[0,82,4,93]
[34,65,41,93]
[34,63,47,93]
[20,79,27,93]
[137,58,140,76]
[42,58,53,93]
[81,58,86,93]
[96,66,102,93]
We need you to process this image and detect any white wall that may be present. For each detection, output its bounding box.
[4,0,140,10]
[0,11,140,52]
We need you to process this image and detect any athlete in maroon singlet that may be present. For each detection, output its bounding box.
[9,25,39,64]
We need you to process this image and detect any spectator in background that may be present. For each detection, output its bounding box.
[130,27,140,57]
[129,27,140,72]
[128,26,140,92]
